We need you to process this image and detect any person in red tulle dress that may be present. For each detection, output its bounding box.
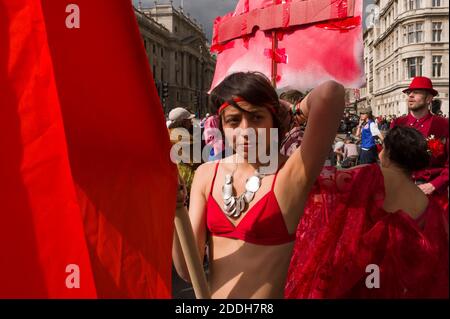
[285,126,449,298]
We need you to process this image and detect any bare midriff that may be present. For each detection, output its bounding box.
[208,235,295,299]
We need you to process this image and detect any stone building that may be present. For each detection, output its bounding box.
[134,3,216,116]
[358,0,448,116]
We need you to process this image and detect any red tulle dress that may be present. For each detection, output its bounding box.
[285,164,449,299]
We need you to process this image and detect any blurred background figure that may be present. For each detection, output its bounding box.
[432,99,443,116]
[279,90,306,157]
[203,114,224,162]
[168,107,199,196]
[356,108,384,164]
[333,140,345,167]
[341,136,359,168]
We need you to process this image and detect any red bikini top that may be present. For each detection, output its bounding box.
[206,162,296,245]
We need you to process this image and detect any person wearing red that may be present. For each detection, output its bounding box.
[286,127,448,298]
[390,76,448,210]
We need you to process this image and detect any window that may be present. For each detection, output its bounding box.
[388,66,391,84]
[406,57,423,78]
[432,0,441,6]
[406,23,423,44]
[432,22,442,42]
[391,66,394,84]
[407,24,414,43]
[433,56,442,77]
[416,23,423,42]
[175,52,178,61]
[406,0,421,9]
[143,38,147,51]
[161,47,164,58]
[153,44,156,54]
[396,62,399,81]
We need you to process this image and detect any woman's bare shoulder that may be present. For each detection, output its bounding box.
[195,161,218,178]
[192,161,220,193]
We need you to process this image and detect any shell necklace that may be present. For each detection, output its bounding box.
[221,164,266,218]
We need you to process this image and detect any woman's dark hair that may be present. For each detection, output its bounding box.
[209,72,289,139]
[363,111,374,121]
[383,126,430,173]
[431,99,442,115]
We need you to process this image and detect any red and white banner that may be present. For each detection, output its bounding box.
[211,0,365,91]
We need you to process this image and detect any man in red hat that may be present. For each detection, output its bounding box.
[390,77,448,207]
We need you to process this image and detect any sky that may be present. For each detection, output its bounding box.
[133,0,374,42]
[134,0,238,41]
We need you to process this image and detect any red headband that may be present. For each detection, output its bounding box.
[217,97,276,115]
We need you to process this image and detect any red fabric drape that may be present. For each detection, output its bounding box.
[0,0,177,298]
[286,165,449,298]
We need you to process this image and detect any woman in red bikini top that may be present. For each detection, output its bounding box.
[173,72,345,298]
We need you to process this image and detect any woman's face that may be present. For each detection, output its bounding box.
[221,100,275,160]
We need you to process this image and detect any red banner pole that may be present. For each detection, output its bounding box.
[271,0,278,88]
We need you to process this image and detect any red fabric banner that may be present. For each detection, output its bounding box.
[211,0,364,92]
[0,0,177,298]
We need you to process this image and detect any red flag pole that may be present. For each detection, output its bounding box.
[271,0,278,88]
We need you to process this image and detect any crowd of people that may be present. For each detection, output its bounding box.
[168,74,448,299]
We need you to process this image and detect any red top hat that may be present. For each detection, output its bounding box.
[403,76,438,96]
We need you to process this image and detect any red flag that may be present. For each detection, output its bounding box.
[0,0,97,298]
[0,0,177,298]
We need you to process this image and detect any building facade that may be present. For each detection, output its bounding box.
[359,0,449,116]
[134,4,216,117]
